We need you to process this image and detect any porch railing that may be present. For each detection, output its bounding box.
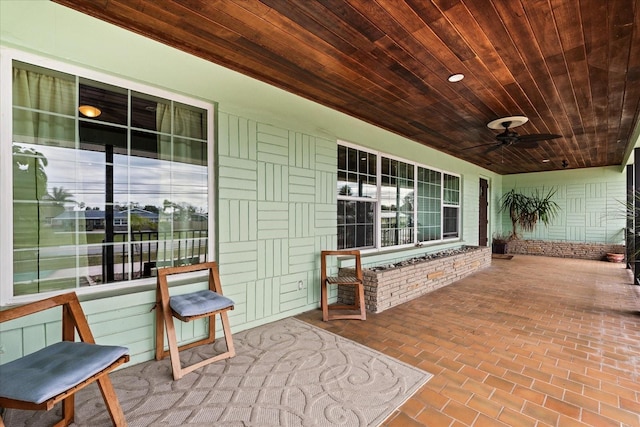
[102,230,208,282]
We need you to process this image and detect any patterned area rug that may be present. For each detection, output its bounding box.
[4,318,432,426]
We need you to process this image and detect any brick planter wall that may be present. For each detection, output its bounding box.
[505,240,625,261]
[338,246,491,314]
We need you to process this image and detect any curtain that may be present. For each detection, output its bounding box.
[12,67,75,145]
[12,66,86,293]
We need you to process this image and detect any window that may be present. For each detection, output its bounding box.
[6,56,213,299]
[337,145,376,249]
[417,167,442,242]
[380,157,414,247]
[337,142,460,250]
[443,173,460,238]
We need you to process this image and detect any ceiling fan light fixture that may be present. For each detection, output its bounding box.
[79,105,101,118]
[487,115,528,129]
[447,73,464,82]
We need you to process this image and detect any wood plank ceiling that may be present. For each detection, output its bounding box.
[53,0,640,175]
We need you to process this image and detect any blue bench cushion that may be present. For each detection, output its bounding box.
[0,341,129,404]
[170,289,234,318]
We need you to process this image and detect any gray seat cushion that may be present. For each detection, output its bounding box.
[0,341,129,404]
[170,289,234,318]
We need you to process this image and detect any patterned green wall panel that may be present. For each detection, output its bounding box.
[566,214,587,226]
[257,151,289,165]
[218,241,258,293]
[585,212,603,227]
[586,228,607,241]
[279,273,307,294]
[258,123,289,139]
[257,238,288,279]
[219,165,258,182]
[315,204,337,233]
[245,280,258,322]
[305,269,319,305]
[257,163,289,202]
[289,203,314,238]
[547,226,567,240]
[239,117,255,160]
[221,200,258,242]
[566,184,586,197]
[258,202,290,240]
[218,173,256,191]
[586,182,606,198]
[585,198,607,213]
[257,124,289,165]
[218,112,231,157]
[567,198,586,214]
[289,171,316,203]
[289,132,316,169]
[289,167,316,187]
[316,235,336,255]
[278,272,310,313]
[314,171,334,204]
[219,241,258,258]
[227,115,241,158]
[253,279,274,318]
[567,227,586,241]
[218,113,257,159]
[288,237,317,275]
[218,157,258,201]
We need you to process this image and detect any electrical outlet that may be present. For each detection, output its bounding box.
[297,280,304,290]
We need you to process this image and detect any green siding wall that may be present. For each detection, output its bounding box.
[216,115,337,328]
[501,167,626,244]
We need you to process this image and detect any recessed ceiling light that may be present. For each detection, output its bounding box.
[448,73,464,82]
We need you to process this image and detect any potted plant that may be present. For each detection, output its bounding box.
[492,232,510,254]
[499,188,560,240]
[606,253,624,263]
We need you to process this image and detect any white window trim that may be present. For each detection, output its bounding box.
[0,47,216,305]
[337,140,462,253]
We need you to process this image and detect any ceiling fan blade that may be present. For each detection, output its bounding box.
[517,133,561,142]
[463,143,495,150]
[484,144,504,154]
[516,140,539,149]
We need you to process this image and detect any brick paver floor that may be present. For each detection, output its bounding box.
[297,255,640,426]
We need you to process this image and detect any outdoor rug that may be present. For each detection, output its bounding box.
[491,253,514,260]
[4,318,432,426]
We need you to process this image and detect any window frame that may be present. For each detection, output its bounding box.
[337,140,461,252]
[0,47,216,305]
[336,143,378,250]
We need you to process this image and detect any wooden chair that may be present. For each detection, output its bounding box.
[320,250,366,321]
[155,262,235,380]
[0,292,130,427]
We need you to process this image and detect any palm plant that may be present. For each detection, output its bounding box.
[44,186,76,207]
[500,188,560,239]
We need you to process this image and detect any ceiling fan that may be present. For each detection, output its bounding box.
[476,116,561,153]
